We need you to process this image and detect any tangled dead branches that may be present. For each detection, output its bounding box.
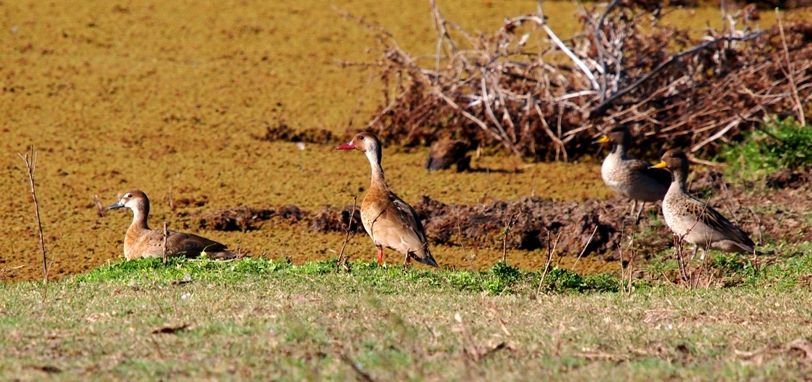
[364,1,811,160]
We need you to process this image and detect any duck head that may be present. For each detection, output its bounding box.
[651,149,688,172]
[651,149,689,185]
[336,132,383,165]
[108,190,151,216]
[595,125,631,147]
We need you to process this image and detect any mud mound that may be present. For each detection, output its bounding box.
[254,121,337,145]
[194,171,811,255]
[195,205,303,231]
[422,177,811,255]
[310,205,364,233]
[415,196,613,254]
[766,169,811,189]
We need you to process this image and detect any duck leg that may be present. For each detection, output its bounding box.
[634,202,646,225]
[627,200,637,218]
[402,252,413,269]
[376,246,385,266]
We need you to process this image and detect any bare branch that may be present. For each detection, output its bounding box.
[18,147,48,284]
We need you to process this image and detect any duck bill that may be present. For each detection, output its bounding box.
[594,136,610,144]
[336,142,355,151]
[107,200,125,210]
[650,161,667,169]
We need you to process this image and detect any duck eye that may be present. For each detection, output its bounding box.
[125,193,132,198]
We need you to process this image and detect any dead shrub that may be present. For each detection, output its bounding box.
[359,1,811,160]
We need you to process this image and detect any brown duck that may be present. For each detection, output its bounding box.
[425,136,471,172]
[597,125,670,222]
[337,132,438,267]
[108,190,236,260]
[652,150,760,255]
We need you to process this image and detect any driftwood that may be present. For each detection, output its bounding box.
[359,1,810,160]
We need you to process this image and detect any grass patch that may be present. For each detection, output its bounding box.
[3,250,812,380]
[721,117,812,180]
[73,244,812,295]
[75,257,623,295]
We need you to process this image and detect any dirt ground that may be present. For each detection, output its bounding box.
[1,1,810,282]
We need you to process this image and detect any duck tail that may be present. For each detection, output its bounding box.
[738,241,772,256]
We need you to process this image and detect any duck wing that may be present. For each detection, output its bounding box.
[381,192,438,267]
[165,231,236,259]
[687,196,755,251]
[389,192,428,244]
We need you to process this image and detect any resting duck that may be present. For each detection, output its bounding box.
[337,132,438,267]
[108,190,236,260]
[425,137,471,172]
[597,125,670,221]
[652,150,760,255]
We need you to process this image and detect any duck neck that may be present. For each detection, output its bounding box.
[671,167,689,192]
[365,148,386,189]
[611,142,628,159]
[129,203,150,231]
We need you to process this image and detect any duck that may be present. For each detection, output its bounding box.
[108,190,237,260]
[337,132,439,267]
[425,136,471,172]
[652,149,760,255]
[596,125,670,222]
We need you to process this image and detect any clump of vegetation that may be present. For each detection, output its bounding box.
[721,117,812,179]
[75,257,623,295]
[74,243,812,294]
[367,1,812,160]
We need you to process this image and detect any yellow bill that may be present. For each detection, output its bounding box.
[651,161,667,169]
[595,136,610,144]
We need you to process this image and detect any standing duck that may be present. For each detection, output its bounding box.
[652,149,759,255]
[337,132,438,267]
[597,125,670,222]
[108,190,237,260]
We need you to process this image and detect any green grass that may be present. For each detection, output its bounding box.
[76,257,622,295]
[721,117,812,180]
[3,252,812,380]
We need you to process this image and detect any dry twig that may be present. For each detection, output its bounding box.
[18,147,48,284]
[336,195,358,272]
[92,194,105,217]
[364,2,811,160]
[776,10,806,127]
[162,222,169,264]
[537,231,561,296]
[573,225,599,269]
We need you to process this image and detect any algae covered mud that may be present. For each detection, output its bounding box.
[1,1,809,281]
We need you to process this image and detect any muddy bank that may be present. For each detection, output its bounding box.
[192,170,812,258]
